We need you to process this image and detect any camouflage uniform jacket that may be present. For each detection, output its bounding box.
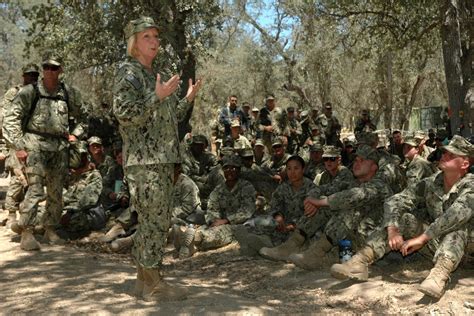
[384,171,473,240]
[182,149,218,184]
[271,177,316,223]
[98,156,123,208]
[172,173,201,220]
[303,160,325,180]
[314,165,353,186]
[0,85,21,133]
[206,178,256,225]
[63,168,102,211]
[233,134,252,152]
[404,155,435,187]
[262,153,291,175]
[113,57,191,167]
[259,106,288,140]
[377,150,406,194]
[3,82,87,152]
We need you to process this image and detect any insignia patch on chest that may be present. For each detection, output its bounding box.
[125,74,142,91]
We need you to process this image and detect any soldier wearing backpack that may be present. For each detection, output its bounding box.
[2,51,88,251]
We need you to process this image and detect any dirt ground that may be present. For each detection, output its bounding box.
[0,218,472,315]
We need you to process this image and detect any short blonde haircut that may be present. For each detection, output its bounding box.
[126,34,138,58]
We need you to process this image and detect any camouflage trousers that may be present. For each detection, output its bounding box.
[126,164,174,269]
[20,149,68,227]
[298,207,383,248]
[4,174,25,213]
[366,213,469,268]
[195,224,234,251]
[116,206,138,229]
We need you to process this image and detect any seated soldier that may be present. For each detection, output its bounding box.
[236,155,316,256]
[259,145,392,269]
[253,139,269,166]
[402,135,436,186]
[331,135,473,299]
[230,119,252,153]
[314,145,353,186]
[59,142,104,237]
[177,155,256,257]
[100,140,124,210]
[262,137,291,184]
[239,148,277,202]
[303,142,325,180]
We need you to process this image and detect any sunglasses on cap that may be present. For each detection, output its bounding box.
[323,157,338,162]
[43,65,61,71]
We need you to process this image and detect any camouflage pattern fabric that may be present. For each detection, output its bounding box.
[404,155,436,187]
[314,165,353,186]
[113,56,192,267]
[303,159,325,180]
[261,152,291,176]
[4,149,26,213]
[98,156,123,208]
[199,178,256,250]
[240,163,277,201]
[3,81,87,227]
[171,173,201,221]
[376,150,406,194]
[232,134,252,152]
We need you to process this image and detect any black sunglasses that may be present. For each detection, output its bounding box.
[43,65,60,71]
[323,157,338,162]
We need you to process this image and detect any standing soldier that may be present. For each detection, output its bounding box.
[0,63,39,229]
[113,17,202,301]
[3,52,88,250]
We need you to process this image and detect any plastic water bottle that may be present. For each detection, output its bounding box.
[338,239,352,263]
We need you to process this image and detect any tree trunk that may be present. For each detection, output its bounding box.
[439,0,472,137]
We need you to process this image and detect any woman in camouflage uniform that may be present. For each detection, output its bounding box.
[113,16,201,301]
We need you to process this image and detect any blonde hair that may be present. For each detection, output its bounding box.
[126,34,138,58]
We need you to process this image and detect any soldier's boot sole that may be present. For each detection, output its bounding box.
[20,230,41,251]
[330,263,369,281]
[418,279,445,299]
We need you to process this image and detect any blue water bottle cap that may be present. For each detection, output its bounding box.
[338,239,351,248]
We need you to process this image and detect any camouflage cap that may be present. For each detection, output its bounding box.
[356,131,378,147]
[442,135,474,157]
[356,144,380,164]
[309,142,323,152]
[240,148,254,158]
[254,139,264,147]
[322,145,341,158]
[231,119,241,127]
[272,138,283,147]
[222,154,242,168]
[191,134,207,145]
[220,146,235,156]
[403,135,420,147]
[42,51,63,67]
[22,63,40,74]
[124,16,158,39]
[252,107,259,112]
[266,94,275,101]
[87,136,102,146]
[287,106,295,112]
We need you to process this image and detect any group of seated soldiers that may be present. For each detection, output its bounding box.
[1,110,473,300]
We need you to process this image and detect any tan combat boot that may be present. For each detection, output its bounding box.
[43,226,66,245]
[6,211,17,229]
[418,256,456,299]
[259,230,305,262]
[142,268,188,302]
[20,227,41,251]
[330,246,375,281]
[99,223,126,243]
[178,226,196,259]
[289,234,333,270]
[134,264,145,298]
[110,235,133,252]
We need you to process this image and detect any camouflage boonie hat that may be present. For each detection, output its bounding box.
[403,135,420,147]
[356,144,380,164]
[356,131,378,147]
[191,135,207,145]
[254,139,264,147]
[222,155,242,168]
[322,145,341,158]
[240,148,254,158]
[42,51,62,67]
[22,63,40,74]
[87,136,102,146]
[124,16,158,39]
[442,135,474,157]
